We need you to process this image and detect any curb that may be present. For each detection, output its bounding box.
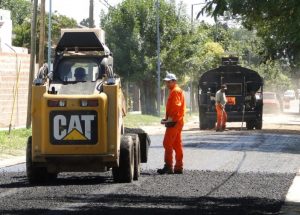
[285,172,300,203]
[0,156,25,168]
[280,169,300,214]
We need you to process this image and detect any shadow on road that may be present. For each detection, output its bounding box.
[0,174,112,189]
[0,194,291,215]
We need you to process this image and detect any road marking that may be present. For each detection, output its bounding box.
[280,169,300,214]
[285,175,300,203]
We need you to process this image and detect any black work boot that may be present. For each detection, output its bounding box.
[174,169,183,174]
[157,165,173,174]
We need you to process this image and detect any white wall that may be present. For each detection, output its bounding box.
[0,9,13,52]
[0,9,27,54]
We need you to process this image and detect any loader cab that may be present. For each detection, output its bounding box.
[52,56,105,83]
[52,30,112,84]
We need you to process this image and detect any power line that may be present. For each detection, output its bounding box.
[100,0,114,9]
[99,0,109,9]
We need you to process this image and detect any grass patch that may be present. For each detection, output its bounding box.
[0,128,31,156]
[0,112,198,156]
[124,113,161,128]
[124,111,199,128]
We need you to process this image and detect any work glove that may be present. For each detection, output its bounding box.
[161,117,176,128]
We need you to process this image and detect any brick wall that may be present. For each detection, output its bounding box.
[0,52,31,129]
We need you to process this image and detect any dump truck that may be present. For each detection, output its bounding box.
[27,28,150,183]
[198,57,264,130]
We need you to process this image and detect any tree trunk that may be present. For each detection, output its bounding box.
[140,79,158,115]
[132,85,140,111]
[191,82,198,112]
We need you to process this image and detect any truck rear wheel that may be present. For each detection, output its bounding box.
[255,120,262,130]
[112,135,134,183]
[246,121,255,130]
[199,108,207,130]
[207,119,216,129]
[199,118,207,130]
[26,136,54,184]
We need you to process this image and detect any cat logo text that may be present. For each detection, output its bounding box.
[50,111,98,145]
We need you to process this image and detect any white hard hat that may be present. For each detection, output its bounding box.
[163,73,177,81]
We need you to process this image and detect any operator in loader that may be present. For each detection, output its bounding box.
[74,67,86,81]
[158,73,186,174]
[215,84,227,132]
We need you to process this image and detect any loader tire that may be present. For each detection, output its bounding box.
[124,128,150,163]
[112,135,134,183]
[130,134,141,180]
[26,137,47,184]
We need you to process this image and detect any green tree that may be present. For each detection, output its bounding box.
[211,25,292,93]
[101,0,189,115]
[4,0,77,55]
[13,21,31,49]
[13,12,77,57]
[201,0,300,65]
[225,27,292,92]
[192,21,292,94]
[50,13,77,45]
[254,60,292,93]
[1,0,32,48]
[0,0,31,25]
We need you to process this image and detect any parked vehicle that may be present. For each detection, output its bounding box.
[282,90,295,109]
[263,92,281,113]
[283,90,296,100]
[296,89,300,99]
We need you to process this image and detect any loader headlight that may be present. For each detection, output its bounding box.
[80,99,98,107]
[48,100,66,107]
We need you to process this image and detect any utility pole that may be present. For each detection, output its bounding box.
[38,0,46,68]
[26,0,38,128]
[156,0,161,116]
[89,0,94,28]
[190,3,205,115]
[48,0,52,70]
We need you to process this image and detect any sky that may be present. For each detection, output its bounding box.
[44,0,211,27]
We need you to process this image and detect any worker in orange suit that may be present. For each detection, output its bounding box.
[158,73,185,174]
[215,84,227,131]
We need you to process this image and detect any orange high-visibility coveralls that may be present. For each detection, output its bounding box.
[216,104,227,130]
[163,84,186,171]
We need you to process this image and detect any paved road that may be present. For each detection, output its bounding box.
[0,114,300,214]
